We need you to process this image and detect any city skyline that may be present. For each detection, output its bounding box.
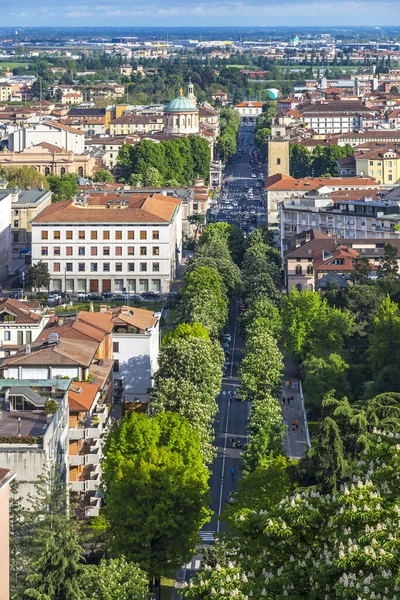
[1,0,400,27]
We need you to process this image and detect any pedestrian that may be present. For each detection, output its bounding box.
[291,395,294,403]
[282,396,286,405]
[287,396,291,406]
[295,420,299,429]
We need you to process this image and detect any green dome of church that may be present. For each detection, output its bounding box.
[164,94,198,113]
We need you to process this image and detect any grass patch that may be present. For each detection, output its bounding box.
[225,64,256,69]
[0,62,29,68]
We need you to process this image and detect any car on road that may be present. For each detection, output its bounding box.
[223,333,232,343]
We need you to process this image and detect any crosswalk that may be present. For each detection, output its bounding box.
[199,530,215,542]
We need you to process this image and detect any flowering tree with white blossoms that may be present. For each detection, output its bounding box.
[185,431,400,600]
[182,561,250,600]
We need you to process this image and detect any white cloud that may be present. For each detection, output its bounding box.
[66,10,96,16]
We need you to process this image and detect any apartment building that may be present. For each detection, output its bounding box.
[8,121,85,154]
[354,148,400,184]
[0,298,50,357]
[0,191,11,280]
[283,229,400,292]
[265,173,379,224]
[3,187,52,251]
[31,192,182,294]
[0,381,69,508]
[111,304,160,401]
[234,101,265,124]
[0,84,12,102]
[298,101,373,134]
[337,131,400,147]
[109,114,164,136]
[68,381,108,517]
[280,194,400,242]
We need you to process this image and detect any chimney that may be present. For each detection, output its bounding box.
[58,317,64,326]
[26,344,31,355]
[100,304,108,313]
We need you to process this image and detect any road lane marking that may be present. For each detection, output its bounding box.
[230,301,239,378]
[217,396,230,533]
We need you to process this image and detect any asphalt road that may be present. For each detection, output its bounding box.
[201,125,264,540]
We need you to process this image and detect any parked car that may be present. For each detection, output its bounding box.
[141,291,160,300]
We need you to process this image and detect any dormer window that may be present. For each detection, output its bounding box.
[0,312,16,323]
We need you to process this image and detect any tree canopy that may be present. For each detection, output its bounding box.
[103,412,211,579]
[117,136,211,185]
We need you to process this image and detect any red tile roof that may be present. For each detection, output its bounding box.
[68,382,99,412]
[32,193,181,224]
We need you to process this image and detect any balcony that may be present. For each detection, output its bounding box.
[69,446,101,466]
[69,413,108,440]
[69,464,100,493]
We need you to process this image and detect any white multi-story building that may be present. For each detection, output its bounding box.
[280,196,400,241]
[0,298,50,357]
[234,101,264,124]
[110,304,160,401]
[8,121,85,154]
[0,382,69,509]
[0,190,11,281]
[31,192,182,294]
[299,101,374,135]
[265,173,380,224]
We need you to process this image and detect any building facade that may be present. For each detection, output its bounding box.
[31,193,182,294]
[4,188,53,251]
[0,384,69,509]
[111,305,160,401]
[8,122,85,154]
[0,191,11,281]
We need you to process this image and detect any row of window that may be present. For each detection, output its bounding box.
[52,278,161,293]
[41,229,160,241]
[295,265,314,275]
[41,246,160,257]
[50,262,160,273]
[4,331,32,343]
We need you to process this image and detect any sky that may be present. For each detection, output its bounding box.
[0,0,399,27]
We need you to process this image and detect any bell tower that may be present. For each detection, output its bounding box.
[187,78,197,105]
[267,125,290,177]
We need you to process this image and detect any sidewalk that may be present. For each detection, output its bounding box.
[281,380,309,460]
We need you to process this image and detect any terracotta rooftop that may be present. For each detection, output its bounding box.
[68,381,99,412]
[313,245,358,272]
[44,121,84,136]
[31,193,181,224]
[0,337,98,369]
[0,298,42,324]
[112,306,158,333]
[265,174,378,191]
